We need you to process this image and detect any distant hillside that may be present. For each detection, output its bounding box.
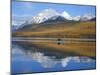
[90,17,96,21]
[12,21,96,39]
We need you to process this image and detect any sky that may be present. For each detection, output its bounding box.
[12,1,96,25]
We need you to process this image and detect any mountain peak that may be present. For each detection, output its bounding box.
[38,8,59,19]
[28,8,60,24]
[73,16,81,21]
[21,9,95,26]
[80,14,95,21]
[61,11,72,20]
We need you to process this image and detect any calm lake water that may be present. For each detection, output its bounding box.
[11,41,96,74]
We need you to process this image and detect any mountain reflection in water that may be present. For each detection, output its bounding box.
[12,41,96,74]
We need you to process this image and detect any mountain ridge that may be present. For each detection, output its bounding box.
[12,8,96,31]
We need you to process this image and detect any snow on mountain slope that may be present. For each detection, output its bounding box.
[41,15,68,24]
[17,8,96,30]
[27,9,74,24]
[73,16,81,21]
[80,14,95,21]
[28,8,60,24]
[61,11,72,20]
[90,17,96,21]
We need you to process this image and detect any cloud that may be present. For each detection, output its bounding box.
[23,50,95,68]
[12,14,32,26]
[61,57,71,67]
[12,43,95,68]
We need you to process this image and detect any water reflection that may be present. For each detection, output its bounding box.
[12,41,95,69]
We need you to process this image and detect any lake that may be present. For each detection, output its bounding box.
[11,40,96,74]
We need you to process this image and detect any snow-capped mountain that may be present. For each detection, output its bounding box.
[26,8,73,24]
[80,14,95,21]
[61,11,72,20]
[28,8,60,24]
[73,16,81,21]
[90,17,96,21]
[17,20,30,29]
[12,20,25,26]
[12,25,19,31]
[21,9,96,25]
[16,8,73,29]
[12,17,29,30]
[41,15,68,24]
[72,14,95,21]
[15,8,96,30]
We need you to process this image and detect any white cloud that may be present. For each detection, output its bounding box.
[13,44,95,68]
[12,14,32,26]
[61,57,71,67]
